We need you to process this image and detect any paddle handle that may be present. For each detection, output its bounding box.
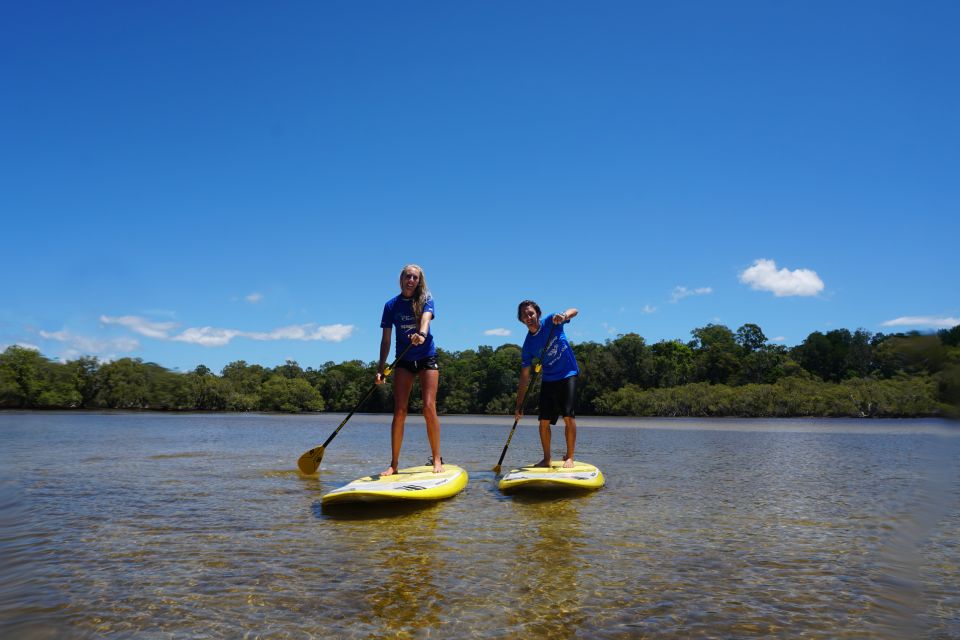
[316,341,415,448]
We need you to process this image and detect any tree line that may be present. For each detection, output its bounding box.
[2,323,958,418]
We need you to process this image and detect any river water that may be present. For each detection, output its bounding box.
[1,412,958,639]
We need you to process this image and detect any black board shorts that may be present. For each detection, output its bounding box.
[538,375,577,424]
[396,355,439,374]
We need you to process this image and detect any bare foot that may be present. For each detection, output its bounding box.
[562,458,574,468]
[532,458,551,468]
[381,465,397,476]
[429,457,443,473]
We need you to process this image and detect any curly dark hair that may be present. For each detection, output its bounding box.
[517,300,541,321]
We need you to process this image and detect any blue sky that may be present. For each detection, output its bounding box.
[2,1,957,373]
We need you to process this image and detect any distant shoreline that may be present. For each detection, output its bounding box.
[2,408,956,429]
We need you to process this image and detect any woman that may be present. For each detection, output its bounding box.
[514,300,580,468]
[375,264,443,474]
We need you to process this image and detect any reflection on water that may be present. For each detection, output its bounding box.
[503,496,587,638]
[359,507,443,635]
[0,412,957,638]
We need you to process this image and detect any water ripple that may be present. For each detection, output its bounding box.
[0,413,957,638]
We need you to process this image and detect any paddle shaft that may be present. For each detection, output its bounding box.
[300,341,415,471]
[319,382,378,449]
[493,416,523,473]
[324,340,415,446]
[493,321,559,472]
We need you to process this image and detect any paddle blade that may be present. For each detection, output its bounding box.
[492,463,502,474]
[297,446,325,474]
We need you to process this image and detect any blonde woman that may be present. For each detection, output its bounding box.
[375,264,443,474]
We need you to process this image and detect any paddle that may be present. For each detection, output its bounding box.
[297,342,414,474]
[492,321,559,474]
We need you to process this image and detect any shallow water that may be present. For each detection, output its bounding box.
[1,412,958,638]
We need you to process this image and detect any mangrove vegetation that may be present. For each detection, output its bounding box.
[2,323,958,418]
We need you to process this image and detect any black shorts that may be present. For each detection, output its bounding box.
[396,356,439,374]
[538,375,577,424]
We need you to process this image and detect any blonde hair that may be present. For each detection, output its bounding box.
[400,264,430,319]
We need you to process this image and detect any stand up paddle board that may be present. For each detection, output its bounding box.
[498,460,604,493]
[322,464,468,506]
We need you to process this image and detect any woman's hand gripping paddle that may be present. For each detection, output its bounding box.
[297,342,413,475]
[492,322,558,474]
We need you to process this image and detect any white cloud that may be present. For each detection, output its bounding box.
[173,323,355,347]
[772,336,786,342]
[39,329,139,360]
[246,323,354,342]
[173,327,242,347]
[881,316,960,329]
[484,328,511,336]
[101,312,356,348]
[670,286,713,303]
[100,315,178,338]
[38,330,70,341]
[245,292,263,303]
[739,259,824,297]
[642,305,657,314]
[602,322,618,335]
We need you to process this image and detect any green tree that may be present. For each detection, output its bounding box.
[186,366,229,410]
[573,341,621,413]
[36,360,83,408]
[646,340,695,388]
[793,329,865,382]
[845,329,874,378]
[221,360,267,411]
[274,360,305,379]
[222,360,267,391]
[738,345,788,385]
[144,365,193,409]
[316,360,372,412]
[437,348,480,414]
[476,344,522,414]
[735,323,767,352]
[95,358,151,409]
[66,356,100,408]
[690,324,740,384]
[873,334,946,377]
[0,346,48,407]
[936,365,960,413]
[261,375,324,412]
[793,331,832,381]
[608,333,649,387]
[939,325,960,348]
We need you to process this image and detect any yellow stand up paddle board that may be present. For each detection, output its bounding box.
[322,464,468,505]
[498,460,604,494]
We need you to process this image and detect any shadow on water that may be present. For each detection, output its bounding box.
[313,499,441,521]
[502,487,601,504]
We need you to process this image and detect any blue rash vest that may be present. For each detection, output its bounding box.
[380,294,436,361]
[520,313,579,382]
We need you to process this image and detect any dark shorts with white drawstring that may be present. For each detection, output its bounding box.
[538,375,577,424]
[396,356,439,373]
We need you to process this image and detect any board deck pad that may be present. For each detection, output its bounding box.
[322,464,468,505]
[498,460,604,493]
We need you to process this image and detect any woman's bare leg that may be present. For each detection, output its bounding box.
[382,369,414,476]
[419,369,442,472]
